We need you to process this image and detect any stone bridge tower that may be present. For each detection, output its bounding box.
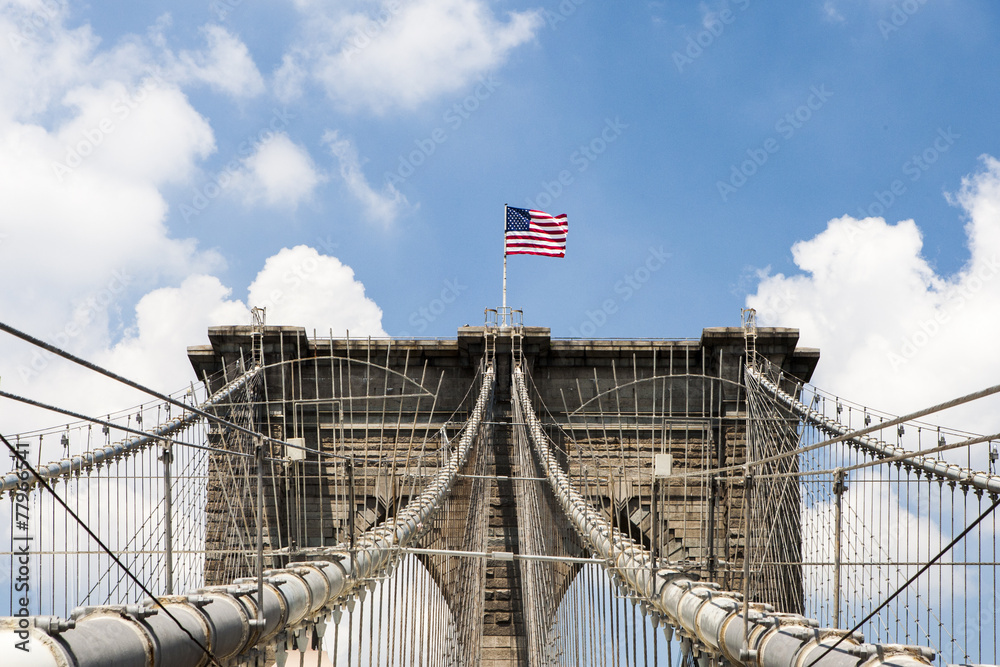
[188,323,818,665]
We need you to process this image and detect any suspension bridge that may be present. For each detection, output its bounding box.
[1,308,998,666]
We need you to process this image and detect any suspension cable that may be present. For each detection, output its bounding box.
[0,430,223,667]
[806,494,1000,667]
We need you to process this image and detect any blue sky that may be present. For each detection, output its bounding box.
[2,2,999,653]
[2,0,1000,427]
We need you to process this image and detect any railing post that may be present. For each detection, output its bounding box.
[651,477,658,567]
[741,471,753,656]
[347,459,357,575]
[833,468,846,627]
[161,439,174,595]
[707,474,717,580]
[256,436,265,627]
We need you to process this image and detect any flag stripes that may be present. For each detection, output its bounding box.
[504,207,568,257]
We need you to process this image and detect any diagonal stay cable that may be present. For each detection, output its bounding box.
[805,493,1000,667]
[0,320,264,439]
[0,319,344,461]
[0,430,223,667]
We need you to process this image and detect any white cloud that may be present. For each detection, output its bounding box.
[230,132,323,209]
[0,3,96,121]
[247,245,387,336]
[0,95,221,347]
[0,51,217,428]
[110,244,390,390]
[100,275,250,390]
[272,51,308,104]
[0,7,387,436]
[749,161,1000,627]
[801,468,953,619]
[174,24,265,99]
[3,245,387,433]
[822,1,846,23]
[748,155,1000,438]
[54,78,216,185]
[0,275,245,431]
[0,8,231,424]
[288,0,543,113]
[322,129,407,225]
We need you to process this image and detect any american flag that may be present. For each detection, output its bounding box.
[504,207,568,257]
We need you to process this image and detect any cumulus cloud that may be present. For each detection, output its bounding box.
[286,0,543,113]
[230,132,323,209]
[821,1,846,23]
[174,24,265,99]
[110,247,389,389]
[247,245,387,336]
[0,45,221,355]
[272,51,308,104]
[4,275,248,422]
[0,8,383,432]
[747,156,1000,436]
[4,245,387,433]
[53,78,216,185]
[100,275,250,390]
[748,163,1000,629]
[322,129,407,224]
[0,8,221,425]
[0,2,95,121]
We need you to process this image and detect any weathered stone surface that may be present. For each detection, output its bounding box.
[189,323,817,661]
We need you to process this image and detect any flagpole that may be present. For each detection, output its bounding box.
[502,204,508,327]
